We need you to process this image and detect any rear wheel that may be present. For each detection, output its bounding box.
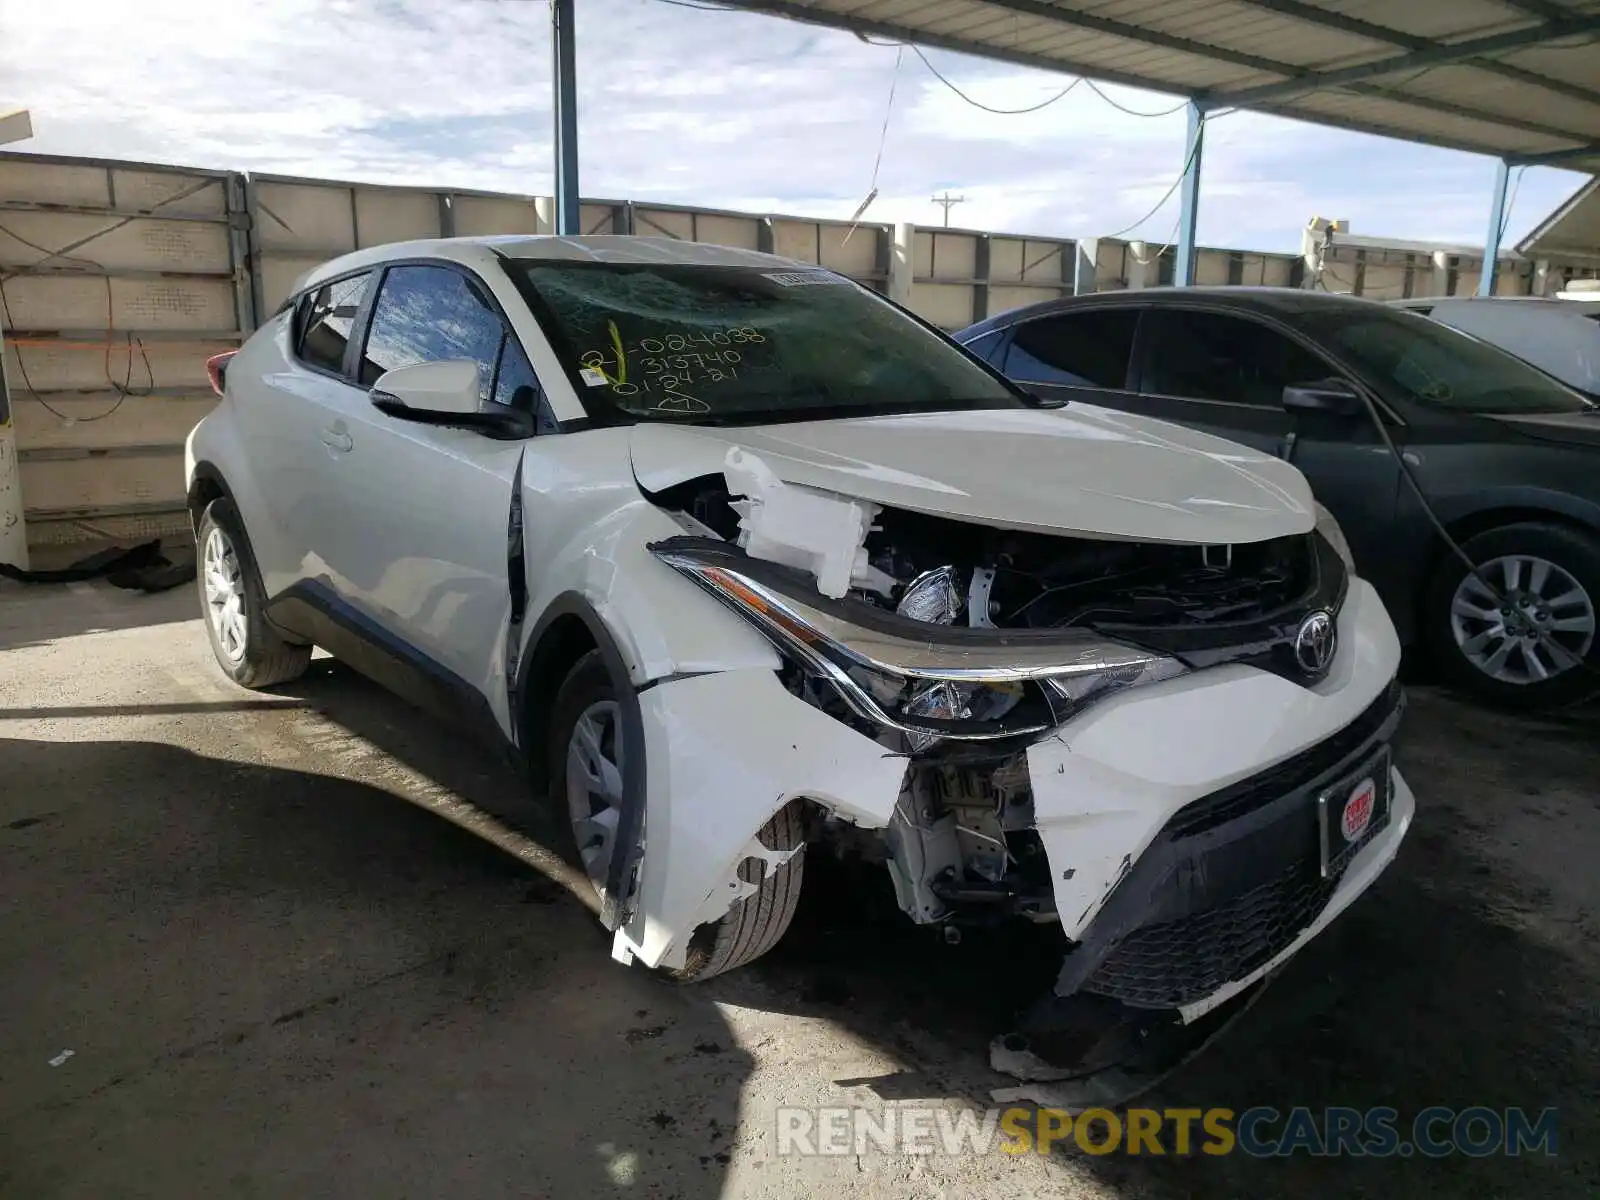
[545,650,806,982]
[1423,521,1600,708]
[196,498,311,689]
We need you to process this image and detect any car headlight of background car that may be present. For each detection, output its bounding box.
[652,540,1187,750]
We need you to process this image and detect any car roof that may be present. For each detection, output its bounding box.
[290,235,814,302]
[1389,295,1600,311]
[959,285,1389,338]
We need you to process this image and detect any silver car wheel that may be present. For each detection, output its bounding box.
[1450,554,1597,685]
[202,525,249,666]
[565,699,623,897]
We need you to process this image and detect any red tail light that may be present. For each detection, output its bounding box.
[206,351,238,397]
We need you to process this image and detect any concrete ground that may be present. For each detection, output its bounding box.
[2,577,1597,1199]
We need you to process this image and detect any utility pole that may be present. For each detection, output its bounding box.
[930,191,966,228]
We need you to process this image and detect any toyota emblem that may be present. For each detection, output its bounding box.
[1294,609,1337,675]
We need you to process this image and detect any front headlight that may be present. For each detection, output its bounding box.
[1314,502,1355,571]
[651,538,1187,748]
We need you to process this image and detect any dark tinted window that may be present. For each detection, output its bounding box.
[1005,309,1139,388]
[492,336,557,431]
[1302,306,1595,414]
[296,273,371,376]
[360,265,506,395]
[1142,309,1334,406]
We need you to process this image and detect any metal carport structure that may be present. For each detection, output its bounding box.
[548,0,1600,295]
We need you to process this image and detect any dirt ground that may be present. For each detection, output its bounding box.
[2,578,1596,1198]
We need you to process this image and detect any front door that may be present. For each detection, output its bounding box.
[319,262,549,733]
[1126,307,1403,582]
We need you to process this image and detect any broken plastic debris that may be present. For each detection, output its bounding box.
[48,1049,74,1067]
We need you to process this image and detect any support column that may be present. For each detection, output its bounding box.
[0,343,26,570]
[1174,101,1205,288]
[1073,237,1100,295]
[888,222,915,307]
[551,0,580,237]
[1478,158,1510,297]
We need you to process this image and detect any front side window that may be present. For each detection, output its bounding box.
[295,272,371,376]
[1303,306,1596,414]
[506,261,1031,426]
[360,265,507,397]
[1142,309,1336,407]
[1005,309,1139,388]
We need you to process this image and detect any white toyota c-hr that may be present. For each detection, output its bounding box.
[187,235,1411,1032]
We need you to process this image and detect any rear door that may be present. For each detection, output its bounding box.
[323,261,551,725]
[229,270,375,596]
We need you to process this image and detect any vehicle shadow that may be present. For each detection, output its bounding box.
[224,662,1600,1198]
[0,734,746,1199]
[0,577,199,654]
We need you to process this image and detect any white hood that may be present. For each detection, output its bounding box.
[630,405,1314,545]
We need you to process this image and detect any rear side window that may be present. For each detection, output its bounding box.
[1004,309,1139,388]
[295,273,371,375]
[1141,309,1333,406]
[360,265,507,396]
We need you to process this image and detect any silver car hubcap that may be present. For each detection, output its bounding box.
[202,526,249,665]
[565,700,623,897]
[1450,554,1596,685]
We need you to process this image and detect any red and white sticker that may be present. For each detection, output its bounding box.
[1342,777,1376,842]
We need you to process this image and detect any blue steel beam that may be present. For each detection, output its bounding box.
[1202,16,1600,110]
[552,0,580,236]
[1479,159,1512,297]
[1174,102,1205,288]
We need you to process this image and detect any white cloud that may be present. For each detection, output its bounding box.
[0,0,1587,251]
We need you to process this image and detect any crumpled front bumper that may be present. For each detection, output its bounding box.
[615,576,1410,1016]
[1025,577,1410,1016]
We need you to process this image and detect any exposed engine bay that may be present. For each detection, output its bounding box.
[644,454,1344,937]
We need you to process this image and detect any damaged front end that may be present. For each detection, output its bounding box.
[639,448,1401,1079]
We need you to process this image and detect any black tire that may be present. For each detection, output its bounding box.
[1422,521,1600,709]
[195,498,311,689]
[546,650,806,983]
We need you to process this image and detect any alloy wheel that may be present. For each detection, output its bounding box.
[202,526,249,665]
[1450,554,1596,685]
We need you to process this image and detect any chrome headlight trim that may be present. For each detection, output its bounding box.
[652,540,1187,742]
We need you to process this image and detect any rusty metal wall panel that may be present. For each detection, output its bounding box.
[452,195,542,236]
[0,153,246,547]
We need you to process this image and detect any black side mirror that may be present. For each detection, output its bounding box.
[1282,378,1364,416]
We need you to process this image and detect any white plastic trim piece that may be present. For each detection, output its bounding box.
[724,447,880,598]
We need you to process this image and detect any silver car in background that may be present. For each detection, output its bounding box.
[1392,296,1600,401]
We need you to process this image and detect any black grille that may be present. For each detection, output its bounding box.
[1082,861,1334,1009]
[1163,677,1403,840]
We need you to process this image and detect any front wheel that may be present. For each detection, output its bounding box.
[545,650,806,982]
[1423,521,1600,708]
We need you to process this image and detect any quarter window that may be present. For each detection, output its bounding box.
[295,273,371,376]
[360,265,507,397]
[1142,310,1334,407]
[1004,309,1139,388]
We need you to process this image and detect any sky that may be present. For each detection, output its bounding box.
[0,0,1589,253]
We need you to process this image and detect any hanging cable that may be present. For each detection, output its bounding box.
[906,44,1082,115]
[1082,78,1188,119]
[1498,164,1527,243]
[842,44,903,238]
[1097,113,1206,241]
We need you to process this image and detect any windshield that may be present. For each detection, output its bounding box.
[1303,306,1595,415]
[506,261,1031,425]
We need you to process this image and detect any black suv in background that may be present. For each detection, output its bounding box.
[958,288,1600,708]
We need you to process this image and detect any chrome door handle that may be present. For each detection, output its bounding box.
[320,428,354,453]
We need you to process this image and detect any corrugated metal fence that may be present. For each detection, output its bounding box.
[3,148,1553,555]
